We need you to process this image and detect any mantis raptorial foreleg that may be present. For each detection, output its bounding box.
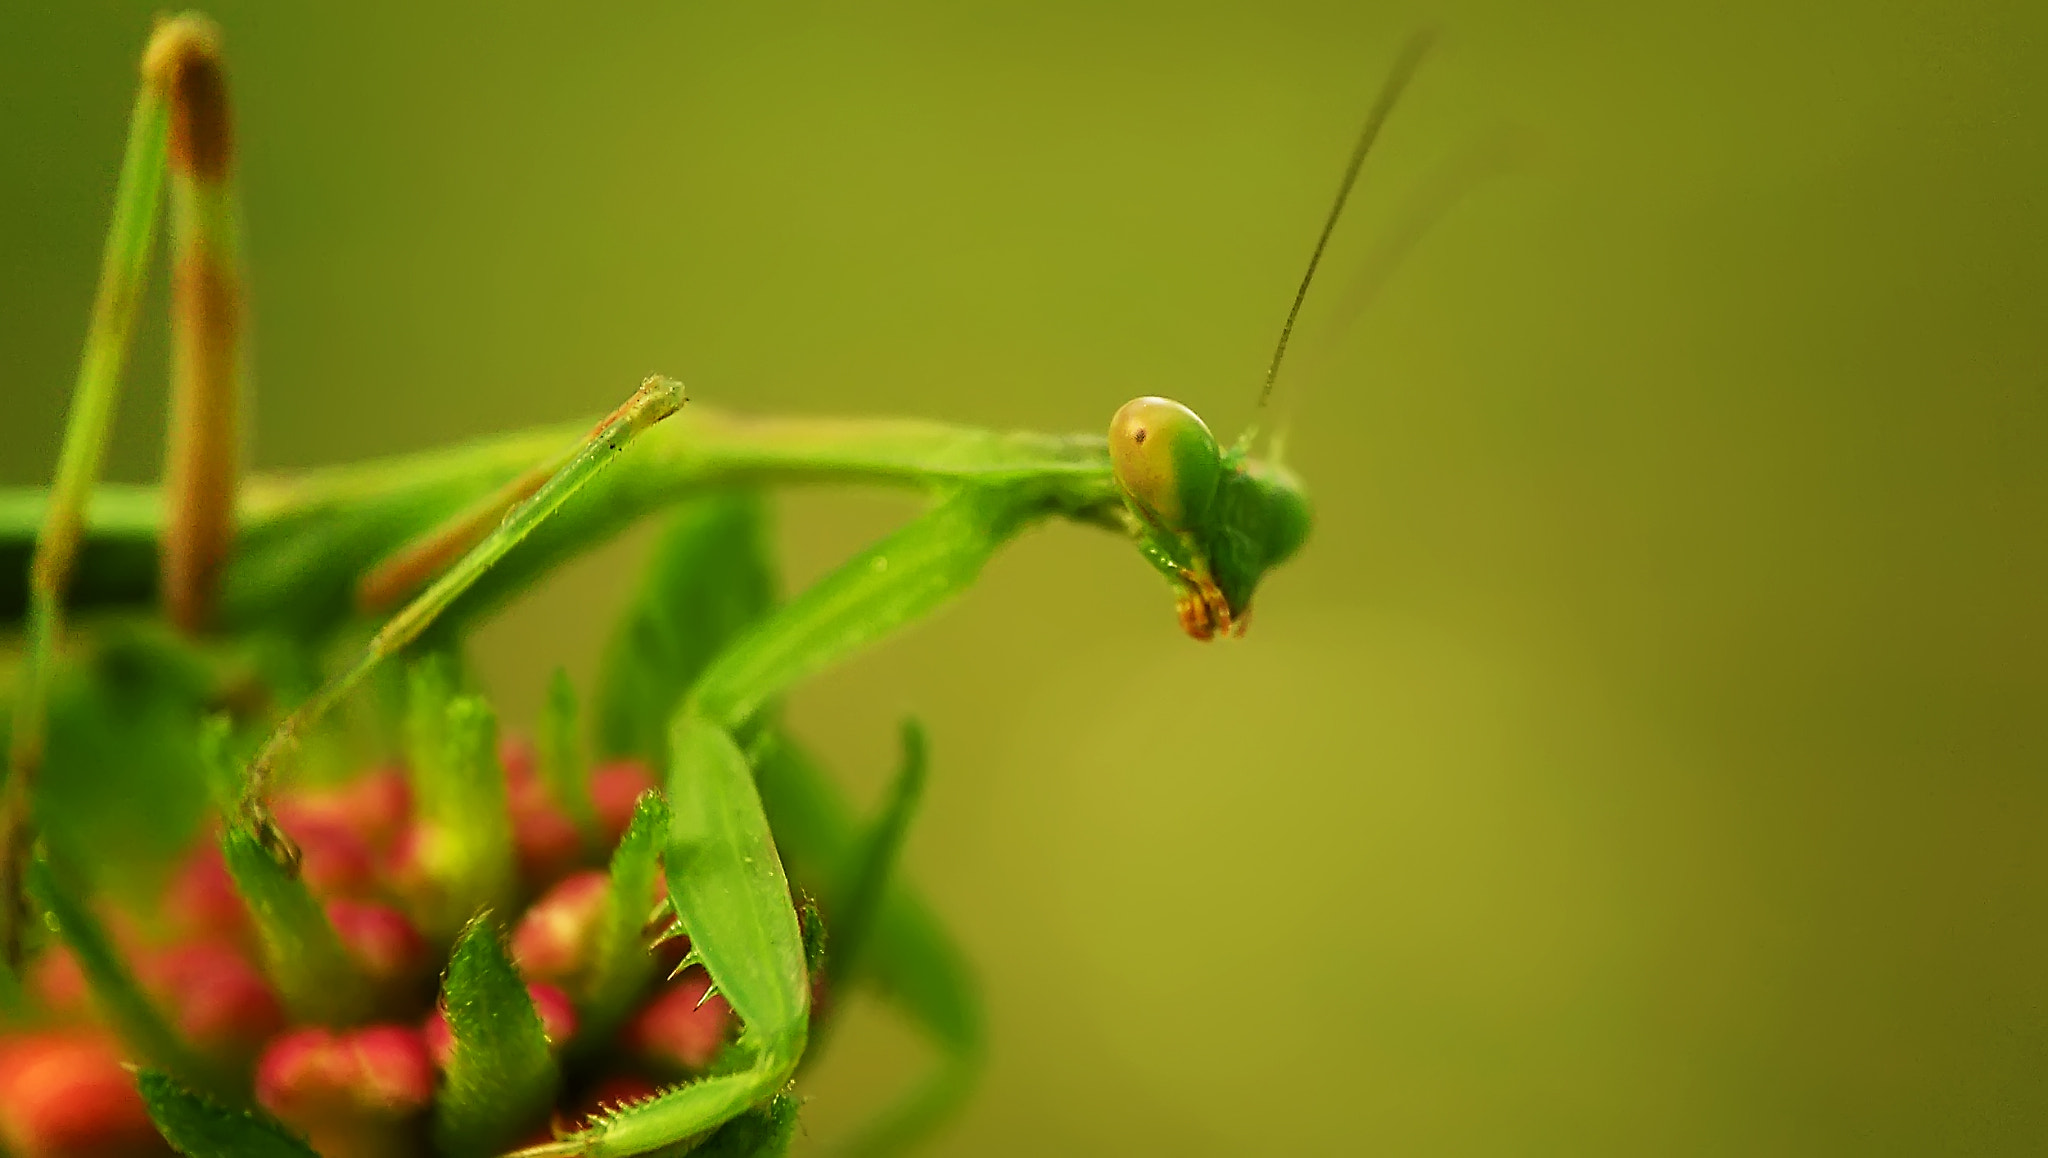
[590,495,981,1154]
[507,487,1045,1155]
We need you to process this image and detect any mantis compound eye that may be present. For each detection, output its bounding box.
[1108,396,1223,532]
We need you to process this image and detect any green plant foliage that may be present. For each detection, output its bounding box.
[404,664,516,939]
[827,719,928,987]
[138,1069,319,1158]
[598,494,777,766]
[752,733,984,1156]
[580,788,669,1046]
[693,1093,802,1158]
[27,854,230,1097]
[752,734,981,1061]
[33,626,217,904]
[541,667,598,842]
[432,913,560,1156]
[218,826,373,1025]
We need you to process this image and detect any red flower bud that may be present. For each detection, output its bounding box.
[510,797,582,885]
[590,761,656,841]
[324,899,426,985]
[499,737,537,787]
[280,817,375,898]
[256,1025,432,1158]
[423,981,577,1068]
[511,870,608,986]
[139,942,283,1061]
[624,969,732,1075]
[530,980,578,1047]
[0,1031,168,1157]
[27,947,89,1019]
[164,844,246,943]
[506,751,658,884]
[274,767,411,856]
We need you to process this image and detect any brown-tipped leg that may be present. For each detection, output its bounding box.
[149,15,244,634]
[3,16,184,967]
[0,789,30,967]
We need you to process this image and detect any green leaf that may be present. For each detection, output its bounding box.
[598,493,776,765]
[433,913,559,1156]
[27,855,231,1097]
[219,827,373,1025]
[403,671,515,940]
[194,714,240,819]
[692,1092,802,1158]
[541,667,597,841]
[32,625,216,906]
[665,715,808,1057]
[752,733,982,1057]
[138,1069,318,1157]
[828,718,928,986]
[752,732,985,1156]
[403,655,457,804]
[580,788,668,1048]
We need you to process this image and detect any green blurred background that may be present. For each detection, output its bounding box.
[4,1,2043,1153]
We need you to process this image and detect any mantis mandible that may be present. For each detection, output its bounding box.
[0,13,1438,1156]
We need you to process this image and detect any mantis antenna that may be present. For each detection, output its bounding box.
[1249,29,1436,436]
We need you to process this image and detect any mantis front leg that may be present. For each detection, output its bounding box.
[520,484,1047,1155]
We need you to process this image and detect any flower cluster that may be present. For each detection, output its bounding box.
[0,733,733,1158]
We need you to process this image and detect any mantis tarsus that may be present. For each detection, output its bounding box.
[0,12,1439,1155]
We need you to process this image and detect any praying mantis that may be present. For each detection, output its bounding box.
[0,12,1440,1156]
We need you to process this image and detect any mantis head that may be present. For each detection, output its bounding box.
[1108,396,1310,640]
[1098,33,1440,639]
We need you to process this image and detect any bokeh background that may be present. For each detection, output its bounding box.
[4,1,2043,1153]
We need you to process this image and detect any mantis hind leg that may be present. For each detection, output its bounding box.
[3,16,202,968]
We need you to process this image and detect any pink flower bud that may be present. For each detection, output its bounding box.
[505,752,658,885]
[423,981,577,1069]
[0,1031,167,1157]
[624,969,732,1074]
[256,1025,432,1158]
[500,737,537,787]
[510,796,581,885]
[274,767,411,856]
[324,900,426,985]
[590,761,657,841]
[279,817,375,898]
[510,870,608,986]
[27,946,88,1019]
[164,844,246,943]
[530,981,577,1047]
[140,942,283,1061]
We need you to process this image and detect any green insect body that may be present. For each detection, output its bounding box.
[0,11,1448,1158]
